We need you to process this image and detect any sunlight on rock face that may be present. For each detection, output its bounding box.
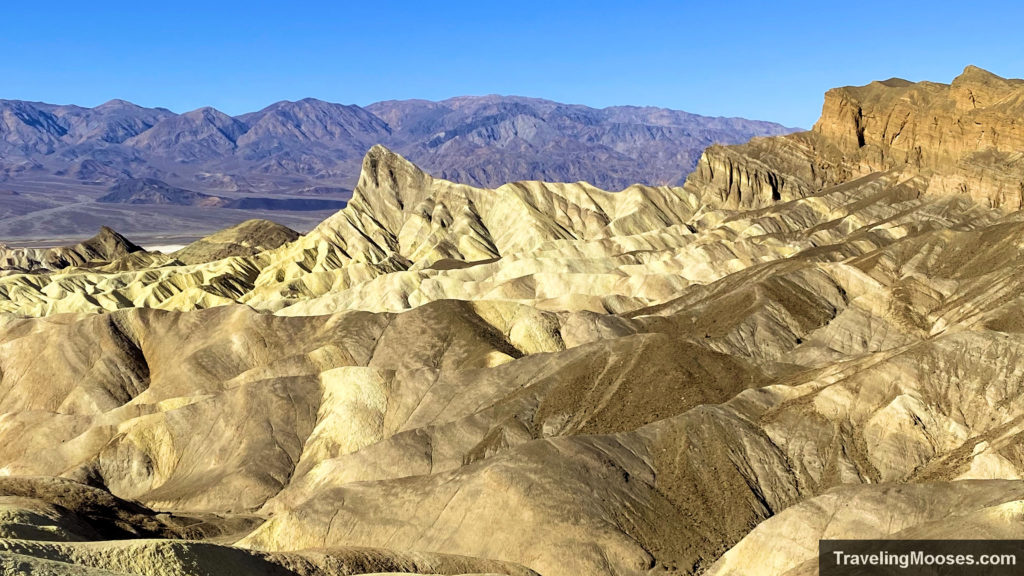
[0,67,1023,575]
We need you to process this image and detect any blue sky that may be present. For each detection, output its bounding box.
[2,1,1022,128]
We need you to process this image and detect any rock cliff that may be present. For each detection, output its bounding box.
[688,66,1024,212]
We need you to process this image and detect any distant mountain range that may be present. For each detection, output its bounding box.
[0,95,795,241]
[0,95,796,193]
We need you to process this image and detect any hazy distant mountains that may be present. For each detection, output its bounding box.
[0,95,794,241]
[368,96,800,189]
[0,95,796,193]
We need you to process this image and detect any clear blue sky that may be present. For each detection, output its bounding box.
[2,0,1022,128]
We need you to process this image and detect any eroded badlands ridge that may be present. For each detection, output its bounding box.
[0,67,1023,575]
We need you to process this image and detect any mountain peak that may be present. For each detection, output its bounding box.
[96,98,138,109]
[295,97,330,106]
[346,145,434,233]
[956,65,1004,82]
[92,225,142,253]
[950,65,1019,110]
[182,106,231,119]
[359,145,428,191]
[235,98,391,151]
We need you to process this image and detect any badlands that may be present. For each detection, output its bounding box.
[0,66,1022,574]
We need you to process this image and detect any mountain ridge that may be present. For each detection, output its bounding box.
[0,67,1021,575]
[0,93,795,240]
[0,94,796,190]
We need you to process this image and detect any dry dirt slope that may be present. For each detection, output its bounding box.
[0,66,1022,575]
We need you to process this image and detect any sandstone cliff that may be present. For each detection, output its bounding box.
[688,66,1024,212]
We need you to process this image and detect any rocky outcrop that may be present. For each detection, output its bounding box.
[706,481,1024,576]
[687,66,1024,212]
[0,227,141,272]
[172,219,299,265]
[814,66,1024,209]
[684,133,825,210]
[814,67,1024,164]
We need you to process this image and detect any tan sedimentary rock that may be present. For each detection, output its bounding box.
[0,227,141,273]
[171,219,299,265]
[689,66,1024,213]
[706,481,1024,576]
[0,68,1024,575]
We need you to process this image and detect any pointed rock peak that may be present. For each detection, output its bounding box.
[956,65,1006,83]
[96,225,132,240]
[90,226,143,253]
[97,98,138,109]
[363,143,415,165]
[183,106,234,122]
[348,146,435,232]
[874,77,913,88]
[952,66,1016,110]
[358,145,428,192]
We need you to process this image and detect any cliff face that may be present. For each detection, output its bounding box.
[815,67,1024,161]
[687,66,1024,212]
[683,132,841,210]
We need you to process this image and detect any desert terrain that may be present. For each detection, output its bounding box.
[0,66,1021,575]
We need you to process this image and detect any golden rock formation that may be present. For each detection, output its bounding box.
[0,67,1023,575]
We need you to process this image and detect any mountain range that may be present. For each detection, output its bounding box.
[0,95,794,241]
[1,95,795,191]
[0,65,1022,575]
